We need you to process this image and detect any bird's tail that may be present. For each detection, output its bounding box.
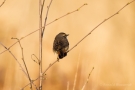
[58,51,67,59]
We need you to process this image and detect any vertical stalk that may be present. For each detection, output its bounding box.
[39,0,43,90]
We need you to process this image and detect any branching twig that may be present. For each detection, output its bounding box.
[0,3,87,55]
[22,76,40,90]
[42,0,53,37]
[39,0,53,87]
[0,42,28,77]
[11,38,33,89]
[67,0,135,53]
[21,0,135,89]
[40,0,46,15]
[22,59,58,89]
[39,0,43,89]
[81,67,94,90]
[0,0,6,7]
[0,42,39,90]
[45,3,87,27]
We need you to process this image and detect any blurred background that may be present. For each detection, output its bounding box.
[0,0,135,90]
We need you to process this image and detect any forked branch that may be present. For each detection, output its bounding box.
[42,0,53,37]
[11,38,34,89]
[0,3,87,55]
[0,42,28,78]
[21,0,135,89]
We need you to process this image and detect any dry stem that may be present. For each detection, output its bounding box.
[81,67,94,90]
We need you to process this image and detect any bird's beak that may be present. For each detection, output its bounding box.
[66,34,69,36]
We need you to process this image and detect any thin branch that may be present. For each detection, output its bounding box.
[0,42,28,77]
[40,0,46,20]
[67,0,135,53]
[81,67,94,90]
[39,0,47,29]
[0,3,87,55]
[31,54,40,64]
[42,0,53,37]
[43,59,58,75]
[46,3,87,26]
[22,59,58,89]
[39,0,43,89]
[11,38,33,89]
[0,0,6,7]
[22,0,135,88]
[22,77,40,90]
[39,0,53,88]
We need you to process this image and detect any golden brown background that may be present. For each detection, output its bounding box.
[0,0,135,90]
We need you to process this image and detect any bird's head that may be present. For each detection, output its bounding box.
[59,32,69,37]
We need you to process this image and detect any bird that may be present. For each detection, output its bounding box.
[53,32,69,59]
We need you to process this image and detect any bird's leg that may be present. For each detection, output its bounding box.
[64,52,67,57]
[57,56,59,62]
[57,51,60,61]
[62,52,65,58]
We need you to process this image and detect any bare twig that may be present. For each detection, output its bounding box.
[0,42,27,77]
[0,0,6,7]
[22,76,40,90]
[67,0,135,53]
[45,3,87,27]
[22,59,58,89]
[42,0,53,37]
[0,3,87,55]
[81,67,94,90]
[11,38,33,89]
[31,54,40,64]
[43,59,58,75]
[39,0,53,88]
[40,0,46,17]
[39,0,43,89]
[39,0,54,86]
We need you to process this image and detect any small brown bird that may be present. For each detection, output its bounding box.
[53,32,69,59]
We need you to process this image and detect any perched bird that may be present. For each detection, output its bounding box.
[53,32,69,59]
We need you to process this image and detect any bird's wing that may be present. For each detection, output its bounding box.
[53,39,62,51]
